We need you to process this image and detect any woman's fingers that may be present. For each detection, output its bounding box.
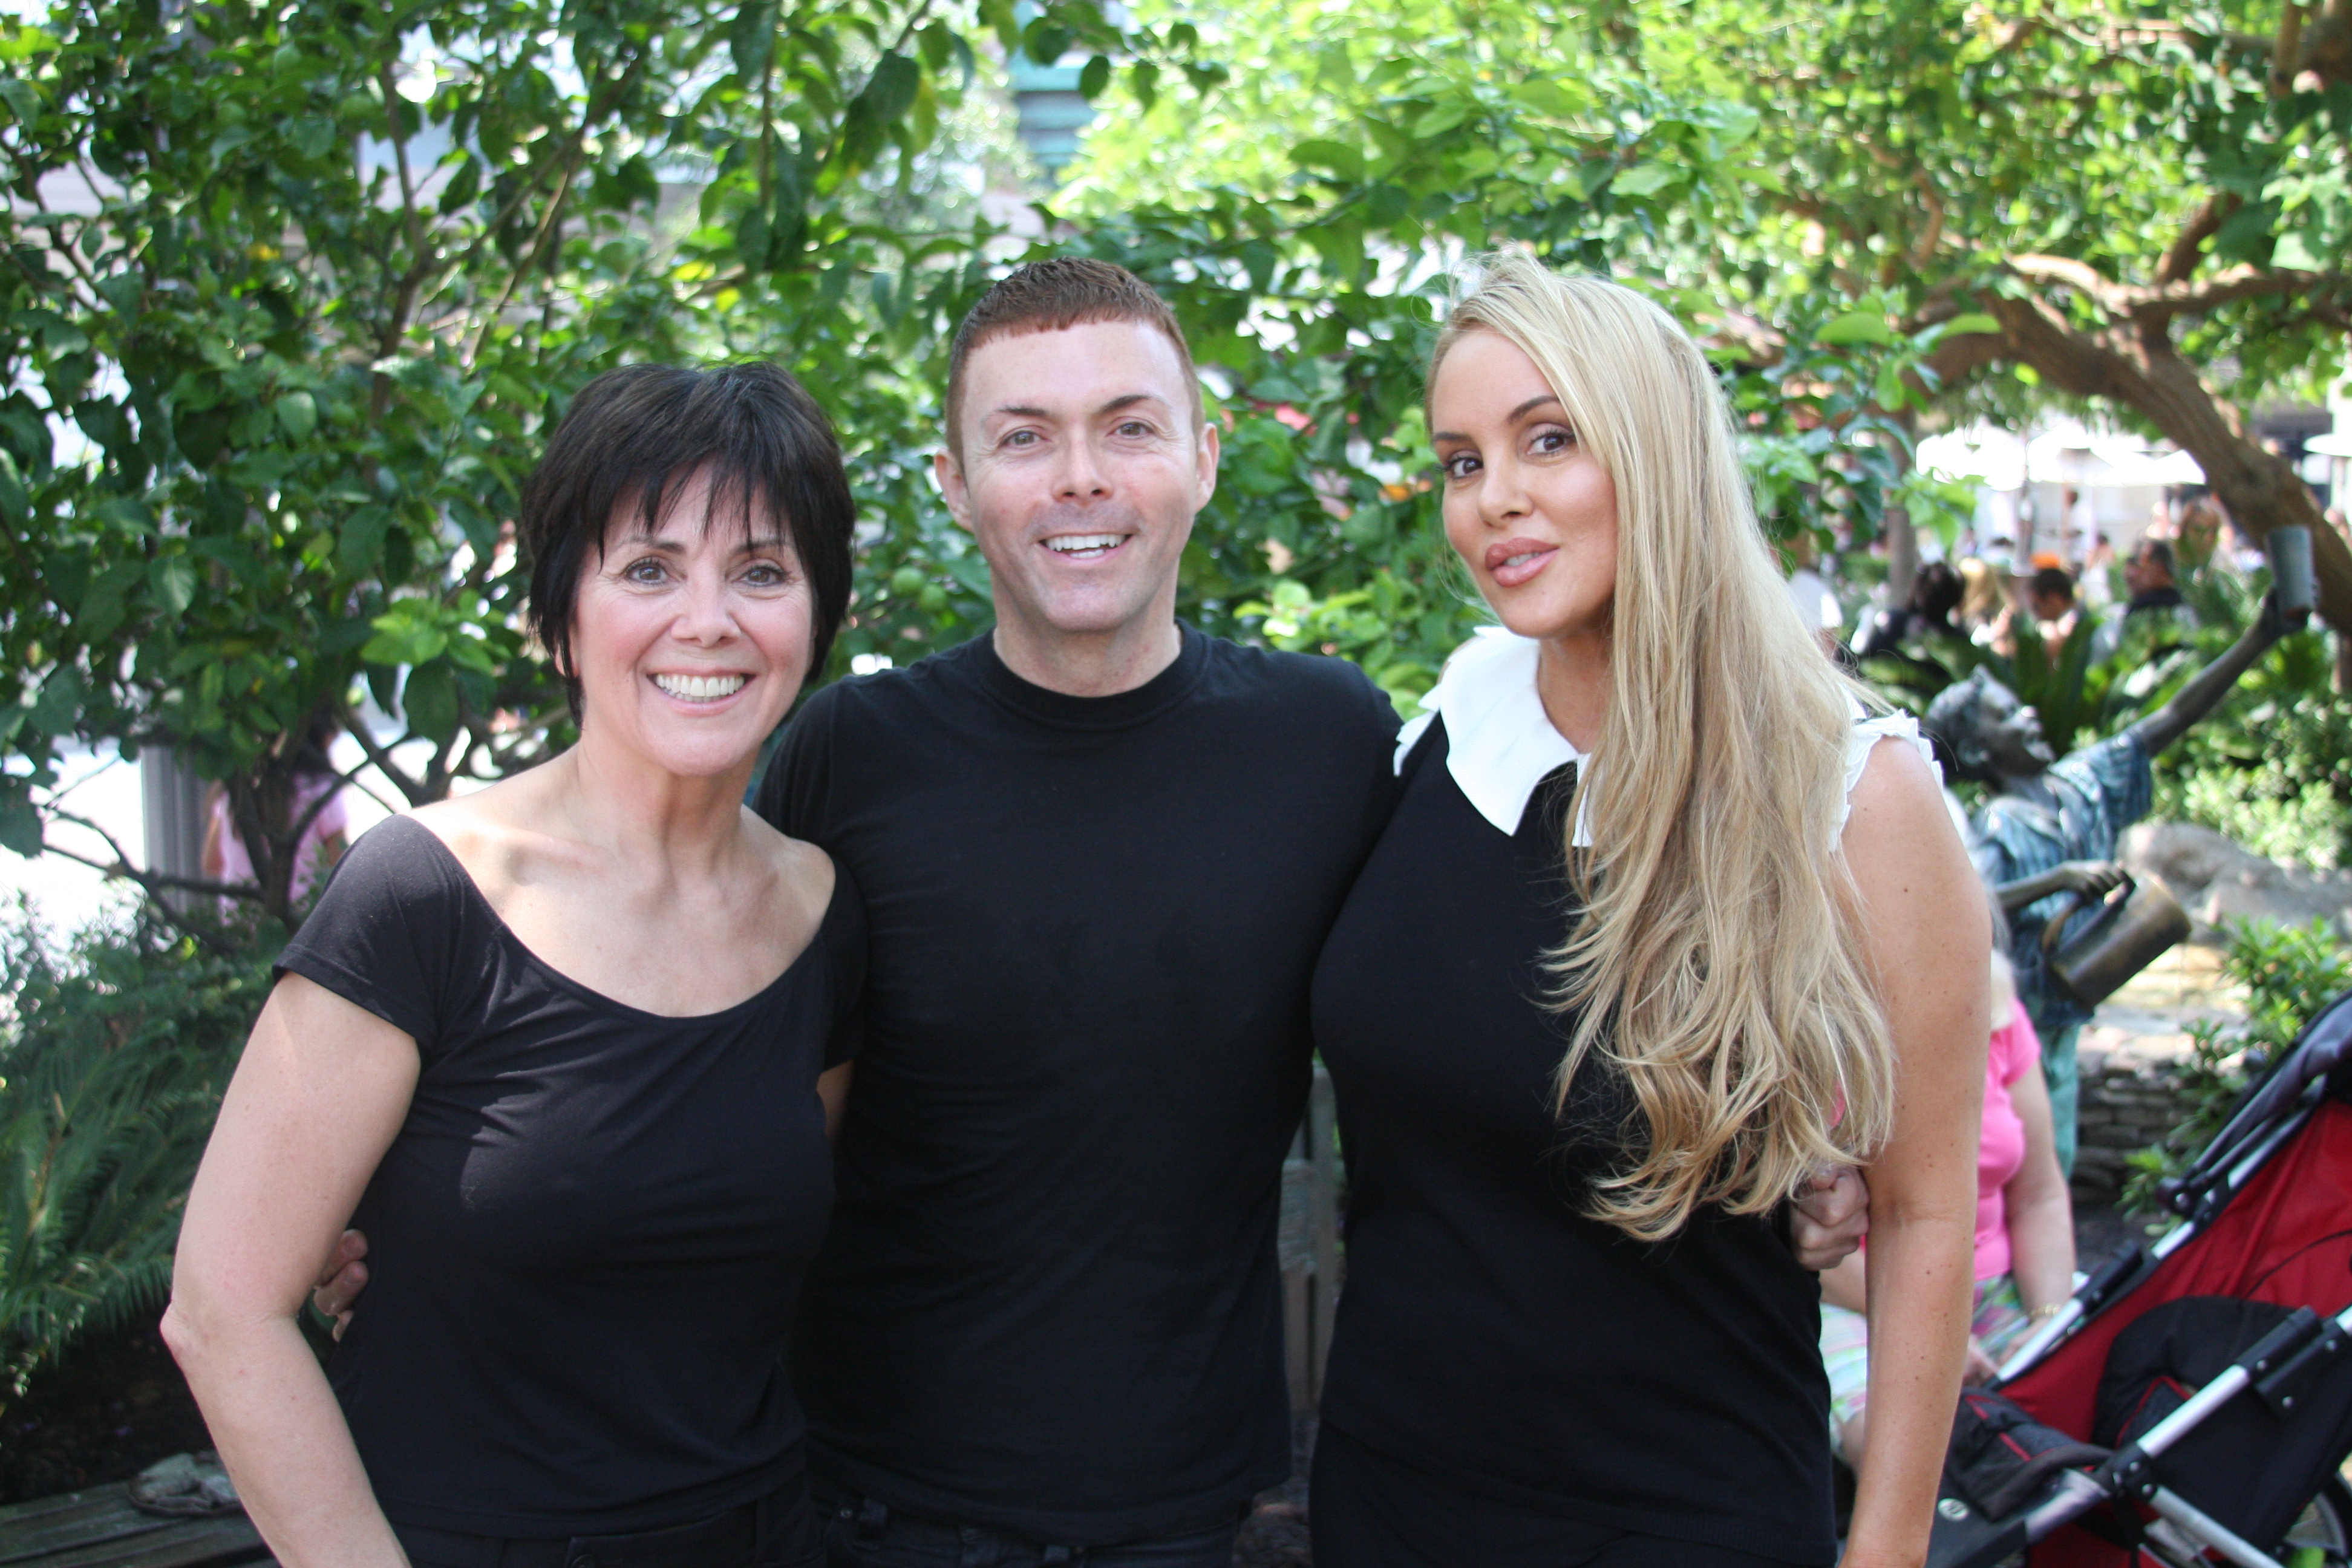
[1790,1166,1869,1271]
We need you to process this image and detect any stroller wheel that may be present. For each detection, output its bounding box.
[2278,1477,2352,1566]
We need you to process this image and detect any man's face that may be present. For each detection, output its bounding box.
[1976,681,2055,774]
[936,320,1217,649]
[2123,547,2169,596]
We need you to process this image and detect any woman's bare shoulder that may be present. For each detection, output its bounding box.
[740,808,837,922]
[404,779,549,900]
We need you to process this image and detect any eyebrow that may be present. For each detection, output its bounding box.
[1432,394,1566,443]
[985,391,1170,423]
[619,533,791,554]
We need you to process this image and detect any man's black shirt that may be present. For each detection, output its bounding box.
[756,626,1399,1543]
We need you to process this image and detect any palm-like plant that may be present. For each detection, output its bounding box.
[0,908,269,1402]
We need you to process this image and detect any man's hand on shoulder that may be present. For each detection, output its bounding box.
[1791,1166,1869,1271]
[312,1227,368,1341]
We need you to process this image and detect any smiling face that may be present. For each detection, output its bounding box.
[1973,678,2056,774]
[568,468,814,780]
[935,319,1217,656]
[1429,328,1620,646]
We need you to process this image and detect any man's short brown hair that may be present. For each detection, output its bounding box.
[944,257,1202,459]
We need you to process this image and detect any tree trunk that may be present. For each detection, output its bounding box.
[1972,293,2352,633]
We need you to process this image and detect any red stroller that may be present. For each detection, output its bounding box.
[1927,987,2352,1568]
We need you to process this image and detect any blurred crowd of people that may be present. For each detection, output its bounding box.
[1812,489,2288,672]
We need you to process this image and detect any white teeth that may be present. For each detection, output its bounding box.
[654,673,747,701]
[1504,552,1543,567]
[1045,533,1126,555]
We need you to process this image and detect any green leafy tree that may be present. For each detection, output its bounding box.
[1685,0,2352,630]
[0,0,1156,921]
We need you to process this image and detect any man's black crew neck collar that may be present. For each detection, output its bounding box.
[968,623,1209,731]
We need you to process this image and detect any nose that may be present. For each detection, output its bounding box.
[1475,455,1532,526]
[672,567,740,645]
[1052,432,1114,503]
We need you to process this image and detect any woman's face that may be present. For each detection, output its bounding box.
[569,468,814,780]
[1429,329,1619,645]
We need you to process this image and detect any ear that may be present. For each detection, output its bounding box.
[1192,417,1220,510]
[935,447,973,534]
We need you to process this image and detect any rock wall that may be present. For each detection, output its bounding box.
[2069,1032,2198,1206]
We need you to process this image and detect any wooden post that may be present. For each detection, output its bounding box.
[139,746,206,914]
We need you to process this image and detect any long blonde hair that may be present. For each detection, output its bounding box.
[1431,254,1897,1242]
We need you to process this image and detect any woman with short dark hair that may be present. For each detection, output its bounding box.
[165,361,861,1568]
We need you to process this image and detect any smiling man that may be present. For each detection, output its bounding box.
[754,259,1404,1568]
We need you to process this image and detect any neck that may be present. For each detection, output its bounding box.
[990,607,1184,699]
[544,728,752,876]
[1991,766,2054,807]
[1535,626,1612,753]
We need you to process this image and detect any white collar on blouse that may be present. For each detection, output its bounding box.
[1396,627,1594,843]
[1397,629,1936,846]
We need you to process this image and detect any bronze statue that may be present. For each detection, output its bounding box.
[1925,586,2301,1174]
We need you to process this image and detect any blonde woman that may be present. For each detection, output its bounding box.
[1308,258,1987,1568]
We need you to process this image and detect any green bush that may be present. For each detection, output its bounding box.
[2122,918,2352,1214]
[0,905,272,1404]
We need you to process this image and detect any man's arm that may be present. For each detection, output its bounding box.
[2127,592,2288,757]
[1993,860,2126,914]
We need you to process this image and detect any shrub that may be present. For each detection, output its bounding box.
[2122,917,2352,1214]
[0,904,272,1404]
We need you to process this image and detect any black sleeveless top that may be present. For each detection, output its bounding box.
[273,815,865,1537]
[1310,720,1835,1563]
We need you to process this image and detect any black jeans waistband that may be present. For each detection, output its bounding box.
[393,1474,815,1568]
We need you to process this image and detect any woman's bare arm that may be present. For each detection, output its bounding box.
[1839,740,1990,1567]
[163,974,420,1568]
[2000,1054,2076,1316]
[817,1060,854,1142]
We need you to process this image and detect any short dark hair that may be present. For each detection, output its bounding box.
[518,362,855,704]
[2136,537,2176,575]
[2030,565,2076,603]
[943,257,1200,458]
[1910,559,1962,624]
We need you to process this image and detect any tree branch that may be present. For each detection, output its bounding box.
[444,48,646,293]
[2157,193,2242,284]
[465,159,575,367]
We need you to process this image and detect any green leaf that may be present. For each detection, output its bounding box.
[399,659,459,743]
[860,52,920,126]
[1291,139,1365,184]
[337,506,393,579]
[0,792,40,854]
[1816,312,1895,347]
[275,391,317,442]
[0,79,38,124]
[1612,162,1676,197]
[1932,313,2001,340]
[148,556,195,616]
[1079,54,1111,102]
[2273,232,2323,270]
[727,2,777,79]
[1512,79,1587,119]
[289,116,335,159]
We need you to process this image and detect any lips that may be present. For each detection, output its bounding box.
[652,672,749,703]
[1485,538,1557,589]
[1042,532,1129,561]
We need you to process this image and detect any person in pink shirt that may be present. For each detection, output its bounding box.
[1818,944,2077,1466]
[200,719,350,912]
